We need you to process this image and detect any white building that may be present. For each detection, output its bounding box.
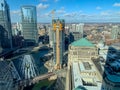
[72,62,102,90]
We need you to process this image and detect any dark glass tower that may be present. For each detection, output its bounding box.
[0,0,12,49]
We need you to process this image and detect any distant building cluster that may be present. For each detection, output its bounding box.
[69,23,84,43]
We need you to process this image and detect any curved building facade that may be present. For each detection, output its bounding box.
[102,47,120,90]
[21,5,38,46]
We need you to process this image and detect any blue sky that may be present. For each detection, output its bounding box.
[6,0,120,23]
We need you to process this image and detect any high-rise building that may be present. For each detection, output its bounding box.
[52,19,65,70]
[21,5,38,46]
[69,23,84,43]
[0,0,12,48]
[111,25,119,40]
[102,47,120,90]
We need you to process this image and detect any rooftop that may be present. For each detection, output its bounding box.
[72,62,101,90]
[71,38,95,47]
[79,61,96,72]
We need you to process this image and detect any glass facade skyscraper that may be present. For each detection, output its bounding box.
[21,5,38,46]
[0,0,12,49]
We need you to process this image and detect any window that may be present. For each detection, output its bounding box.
[73,52,77,55]
[91,52,95,55]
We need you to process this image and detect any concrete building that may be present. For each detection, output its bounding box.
[69,23,84,43]
[97,42,109,60]
[21,5,38,46]
[48,26,53,47]
[0,0,12,48]
[111,25,119,40]
[102,47,120,90]
[52,19,65,70]
[12,22,22,36]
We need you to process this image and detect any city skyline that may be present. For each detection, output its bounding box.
[6,0,120,23]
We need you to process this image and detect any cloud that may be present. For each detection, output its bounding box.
[96,6,102,10]
[100,10,112,16]
[64,13,76,17]
[63,11,83,18]
[37,3,49,9]
[56,7,66,14]
[11,10,20,15]
[113,3,120,7]
[100,12,109,16]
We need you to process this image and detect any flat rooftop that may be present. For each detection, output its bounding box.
[79,61,96,72]
[72,62,101,90]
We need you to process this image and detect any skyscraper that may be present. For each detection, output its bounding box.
[52,19,65,70]
[21,5,38,46]
[0,0,12,49]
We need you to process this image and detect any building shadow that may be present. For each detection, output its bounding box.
[0,25,7,53]
[69,32,74,43]
[65,34,69,50]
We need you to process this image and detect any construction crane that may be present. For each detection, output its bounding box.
[50,9,63,70]
[50,9,56,19]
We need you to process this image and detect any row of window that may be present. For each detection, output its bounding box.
[72,51,96,55]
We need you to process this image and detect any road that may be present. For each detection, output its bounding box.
[18,72,55,88]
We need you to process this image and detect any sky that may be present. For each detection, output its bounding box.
[6,0,120,23]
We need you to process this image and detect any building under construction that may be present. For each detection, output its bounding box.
[52,19,65,70]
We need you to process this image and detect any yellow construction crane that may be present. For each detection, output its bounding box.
[50,9,56,20]
[50,9,63,70]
